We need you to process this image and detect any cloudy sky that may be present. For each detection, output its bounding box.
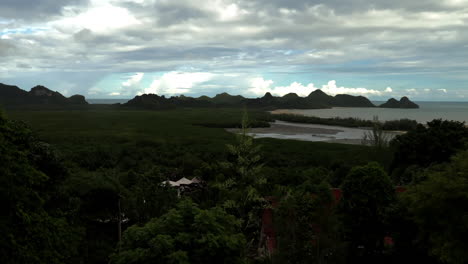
[1,0,468,100]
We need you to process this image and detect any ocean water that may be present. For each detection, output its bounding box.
[277,102,468,124]
[87,99,130,104]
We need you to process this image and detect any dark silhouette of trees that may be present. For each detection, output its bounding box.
[0,111,83,264]
[340,163,395,262]
[390,119,468,184]
[403,150,468,264]
[110,200,246,264]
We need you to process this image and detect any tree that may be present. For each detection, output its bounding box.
[390,119,468,184]
[274,181,345,264]
[362,117,389,149]
[403,150,468,264]
[126,167,178,224]
[340,162,395,261]
[0,111,83,264]
[216,110,267,252]
[110,200,246,264]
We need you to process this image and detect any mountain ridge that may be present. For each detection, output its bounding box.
[123,89,383,109]
[0,83,88,106]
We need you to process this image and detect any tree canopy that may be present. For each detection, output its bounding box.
[0,111,82,264]
[404,150,468,264]
[110,200,246,264]
[390,119,468,184]
[340,162,395,260]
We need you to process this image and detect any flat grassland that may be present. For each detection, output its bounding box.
[6,106,393,177]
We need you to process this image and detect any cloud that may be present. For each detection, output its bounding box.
[119,72,144,96]
[142,71,214,95]
[53,3,141,33]
[438,88,448,93]
[0,0,89,21]
[249,78,392,97]
[320,80,385,96]
[249,77,275,95]
[1,0,468,100]
[122,72,144,88]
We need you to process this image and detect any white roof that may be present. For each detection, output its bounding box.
[163,177,200,187]
[177,177,192,185]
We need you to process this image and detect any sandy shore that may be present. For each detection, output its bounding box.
[269,109,297,115]
[226,123,343,135]
[226,120,404,145]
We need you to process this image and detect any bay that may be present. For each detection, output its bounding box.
[273,102,468,124]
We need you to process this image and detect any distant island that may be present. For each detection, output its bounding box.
[0,82,419,109]
[0,83,88,106]
[124,89,419,109]
[380,97,419,108]
[124,89,377,109]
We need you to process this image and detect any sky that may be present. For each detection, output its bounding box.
[1,0,468,101]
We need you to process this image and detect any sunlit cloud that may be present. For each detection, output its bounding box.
[142,72,215,95]
[249,78,393,97]
[54,4,141,33]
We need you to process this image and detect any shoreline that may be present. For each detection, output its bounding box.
[227,120,404,145]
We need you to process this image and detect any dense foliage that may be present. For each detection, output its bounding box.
[274,181,344,264]
[340,163,395,262]
[403,150,468,264]
[2,106,467,264]
[390,119,468,184]
[0,111,83,264]
[110,200,246,264]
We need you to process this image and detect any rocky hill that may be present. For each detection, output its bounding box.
[0,83,88,106]
[380,96,419,108]
[124,89,376,109]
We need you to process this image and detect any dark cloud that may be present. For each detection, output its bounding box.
[0,0,89,21]
[0,40,16,56]
[240,0,463,13]
[110,46,240,62]
[73,28,93,42]
[16,62,31,68]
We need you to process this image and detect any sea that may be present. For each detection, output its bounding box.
[87,99,130,104]
[87,99,468,124]
[277,102,468,124]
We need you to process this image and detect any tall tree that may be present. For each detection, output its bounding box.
[217,110,266,252]
[340,162,395,262]
[274,181,345,264]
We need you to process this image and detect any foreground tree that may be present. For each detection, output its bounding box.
[340,163,395,261]
[217,110,267,252]
[403,150,468,264]
[390,119,468,184]
[274,181,345,264]
[110,200,246,264]
[0,111,82,264]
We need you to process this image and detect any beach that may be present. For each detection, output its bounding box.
[227,120,404,145]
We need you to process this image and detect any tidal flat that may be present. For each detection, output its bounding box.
[227,120,404,145]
